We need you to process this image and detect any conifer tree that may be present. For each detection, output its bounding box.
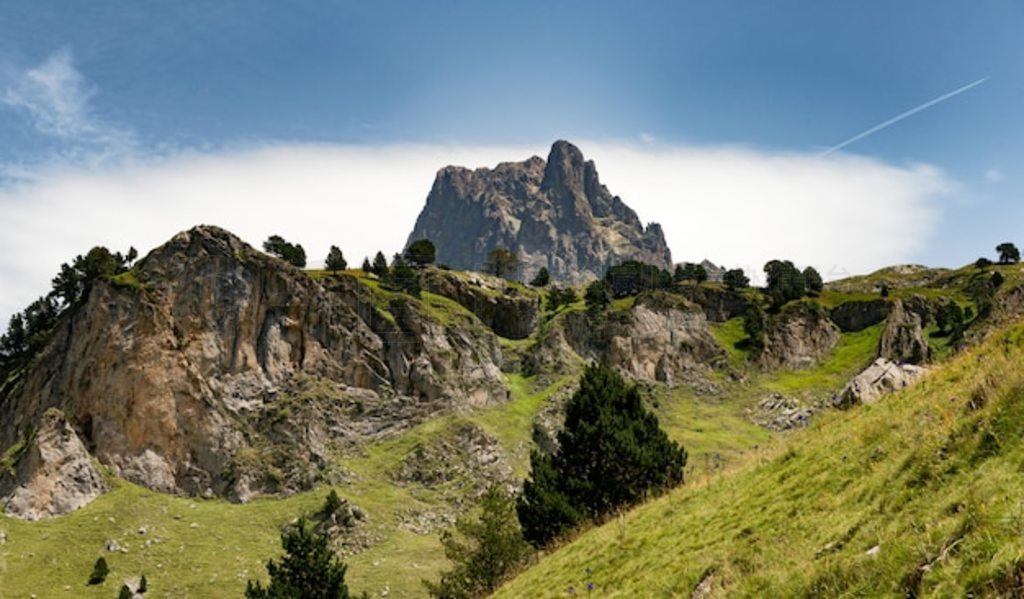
[517,364,687,547]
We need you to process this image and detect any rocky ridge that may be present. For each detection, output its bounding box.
[0,226,511,514]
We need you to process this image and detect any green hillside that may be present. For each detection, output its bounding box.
[497,322,1024,597]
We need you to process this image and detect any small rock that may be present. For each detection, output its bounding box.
[190,522,199,529]
[0,530,6,544]
[138,526,147,535]
[106,539,123,552]
[866,545,880,557]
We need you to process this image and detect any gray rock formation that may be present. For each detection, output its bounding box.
[833,358,928,408]
[0,226,508,501]
[673,284,749,322]
[759,302,840,370]
[406,140,672,284]
[1,409,107,520]
[418,268,540,339]
[527,291,724,387]
[878,299,930,364]
[830,299,891,333]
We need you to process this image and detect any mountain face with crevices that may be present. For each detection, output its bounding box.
[406,140,672,284]
[0,226,510,508]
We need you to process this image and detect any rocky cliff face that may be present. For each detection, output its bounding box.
[878,299,930,364]
[0,226,509,511]
[418,269,540,340]
[527,292,724,388]
[759,302,841,370]
[0,409,107,520]
[406,140,672,284]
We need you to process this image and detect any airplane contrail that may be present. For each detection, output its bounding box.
[823,77,987,155]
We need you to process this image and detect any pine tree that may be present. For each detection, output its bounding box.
[530,267,551,287]
[371,251,389,277]
[119,584,133,599]
[424,485,533,598]
[325,246,347,272]
[517,364,687,547]
[139,574,148,593]
[361,257,372,273]
[245,517,360,599]
[404,239,436,267]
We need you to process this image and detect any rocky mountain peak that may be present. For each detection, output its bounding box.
[407,140,672,284]
[540,139,587,194]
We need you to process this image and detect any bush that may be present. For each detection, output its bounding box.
[245,517,362,599]
[405,239,436,267]
[263,235,307,268]
[975,257,993,269]
[88,557,109,585]
[424,485,533,598]
[119,584,133,599]
[517,364,687,547]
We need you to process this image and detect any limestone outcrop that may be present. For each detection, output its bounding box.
[0,409,107,519]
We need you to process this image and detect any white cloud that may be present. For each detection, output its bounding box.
[1,49,135,159]
[985,168,1004,183]
[0,140,951,326]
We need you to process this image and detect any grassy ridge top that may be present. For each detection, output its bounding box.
[498,322,1024,597]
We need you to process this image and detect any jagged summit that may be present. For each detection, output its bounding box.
[407,140,672,284]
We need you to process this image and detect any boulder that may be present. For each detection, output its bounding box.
[878,299,930,364]
[0,409,107,520]
[833,358,928,408]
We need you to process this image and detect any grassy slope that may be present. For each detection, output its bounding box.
[498,322,1024,598]
[0,271,981,597]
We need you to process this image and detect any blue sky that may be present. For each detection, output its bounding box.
[0,1,1022,321]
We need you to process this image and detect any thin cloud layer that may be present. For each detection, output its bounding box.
[0,141,950,325]
[1,49,135,163]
